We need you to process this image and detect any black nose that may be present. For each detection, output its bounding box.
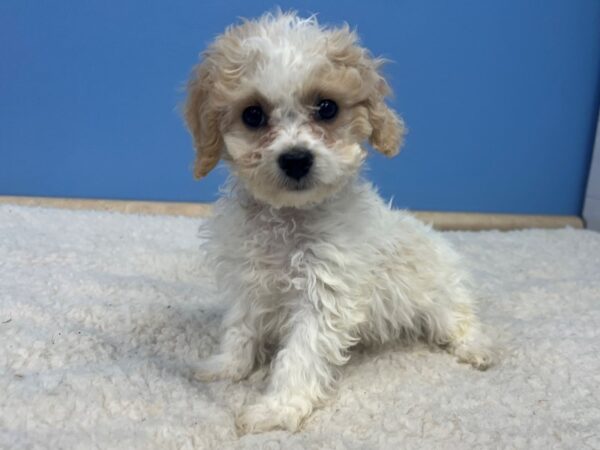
[278,148,314,181]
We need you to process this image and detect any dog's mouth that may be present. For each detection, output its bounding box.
[282,178,313,192]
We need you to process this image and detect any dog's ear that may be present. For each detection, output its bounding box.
[366,71,406,157]
[185,61,223,179]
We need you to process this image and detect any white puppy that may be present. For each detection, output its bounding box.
[184,11,494,434]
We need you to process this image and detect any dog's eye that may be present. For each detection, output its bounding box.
[315,99,338,121]
[242,105,267,128]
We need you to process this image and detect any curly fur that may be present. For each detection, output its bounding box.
[184,11,494,434]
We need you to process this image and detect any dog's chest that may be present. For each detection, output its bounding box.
[236,210,313,293]
[247,212,305,260]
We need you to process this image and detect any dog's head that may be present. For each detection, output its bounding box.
[185,11,405,208]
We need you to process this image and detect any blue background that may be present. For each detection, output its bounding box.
[1,0,600,214]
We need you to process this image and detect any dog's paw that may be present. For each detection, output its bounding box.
[192,358,227,382]
[453,343,495,370]
[235,398,306,434]
[446,321,496,371]
[192,354,250,382]
[451,333,495,370]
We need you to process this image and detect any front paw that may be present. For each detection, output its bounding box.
[192,354,250,382]
[453,342,495,370]
[450,331,495,371]
[235,398,308,434]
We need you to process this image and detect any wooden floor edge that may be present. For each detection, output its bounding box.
[0,195,214,217]
[0,195,584,231]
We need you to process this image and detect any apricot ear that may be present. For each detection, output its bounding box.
[184,62,223,179]
[367,80,405,157]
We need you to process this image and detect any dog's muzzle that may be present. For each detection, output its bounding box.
[278,148,314,181]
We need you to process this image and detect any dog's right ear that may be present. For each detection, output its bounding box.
[185,61,223,179]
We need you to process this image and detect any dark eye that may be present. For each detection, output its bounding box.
[242,105,267,128]
[315,99,338,121]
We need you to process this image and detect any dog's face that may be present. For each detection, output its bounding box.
[185,12,405,208]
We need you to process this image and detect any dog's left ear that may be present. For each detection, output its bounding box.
[366,74,406,157]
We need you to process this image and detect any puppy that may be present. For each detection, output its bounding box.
[184,11,494,434]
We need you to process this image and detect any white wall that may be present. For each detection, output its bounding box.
[583,113,600,231]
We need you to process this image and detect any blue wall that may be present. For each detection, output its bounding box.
[1,0,600,214]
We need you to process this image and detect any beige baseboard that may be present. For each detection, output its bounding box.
[0,196,213,217]
[413,211,582,231]
[0,195,583,231]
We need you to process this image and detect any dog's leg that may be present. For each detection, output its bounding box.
[193,300,258,382]
[235,308,353,434]
[421,287,495,370]
[446,314,495,370]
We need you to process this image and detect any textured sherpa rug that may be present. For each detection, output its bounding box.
[1,204,599,450]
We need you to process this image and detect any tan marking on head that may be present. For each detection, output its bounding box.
[184,20,270,179]
[297,35,406,157]
[185,60,223,179]
[322,25,406,156]
[258,128,278,147]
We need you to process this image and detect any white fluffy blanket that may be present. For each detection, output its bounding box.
[1,205,599,450]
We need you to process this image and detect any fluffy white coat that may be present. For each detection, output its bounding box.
[185,12,494,433]
[195,179,493,433]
